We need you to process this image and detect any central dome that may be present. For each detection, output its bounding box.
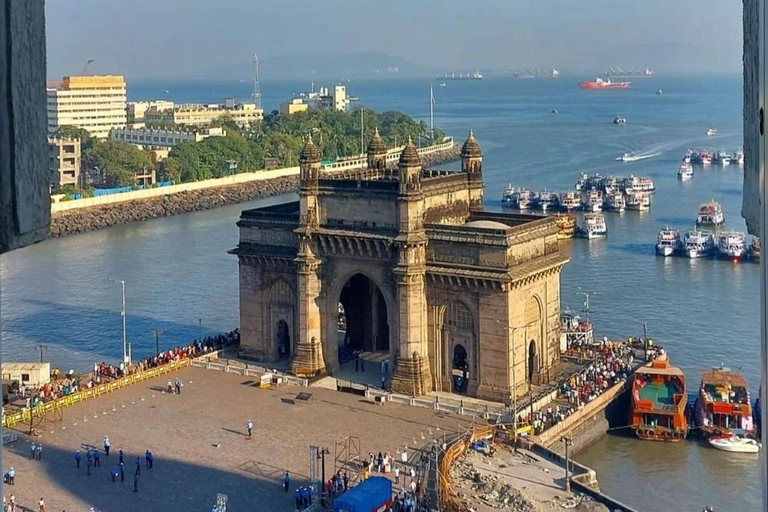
[463,220,510,230]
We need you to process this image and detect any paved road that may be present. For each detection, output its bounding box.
[2,367,473,512]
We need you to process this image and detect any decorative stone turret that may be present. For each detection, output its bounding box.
[366,127,387,170]
[398,137,422,196]
[299,135,321,192]
[292,135,325,377]
[461,130,484,211]
[460,130,483,174]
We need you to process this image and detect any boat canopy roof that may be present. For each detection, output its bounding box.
[636,364,684,378]
[701,369,748,389]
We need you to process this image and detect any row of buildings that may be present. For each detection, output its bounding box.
[45,74,352,189]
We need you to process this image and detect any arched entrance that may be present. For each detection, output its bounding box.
[452,344,469,394]
[528,340,537,382]
[276,320,291,359]
[337,273,390,365]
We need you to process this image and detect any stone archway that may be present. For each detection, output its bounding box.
[276,320,291,359]
[524,296,543,382]
[337,273,390,365]
[442,301,477,395]
[452,344,469,394]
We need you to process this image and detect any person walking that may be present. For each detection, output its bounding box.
[35,444,42,461]
[147,450,154,469]
[103,436,110,456]
[246,420,253,437]
[394,465,400,484]
[110,467,118,482]
[7,468,14,485]
[381,375,386,389]
[119,462,125,482]
[118,449,124,465]
[8,494,15,512]
[74,450,81,469]
[145,450,151,467]
[174,377,182,395]
[29,443,36,460]
[283,471,290,493]
[92,449,100,467]
[166,380,173,394]
[37,497,44,512]
[135,457,141,476]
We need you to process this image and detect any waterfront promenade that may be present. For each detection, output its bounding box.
[2,366,472,512]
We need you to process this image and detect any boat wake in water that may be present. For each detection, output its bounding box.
[616,152,661,162]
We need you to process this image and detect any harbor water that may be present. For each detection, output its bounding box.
[0,76,758,511]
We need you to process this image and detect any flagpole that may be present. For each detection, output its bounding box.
[430,85,435,141]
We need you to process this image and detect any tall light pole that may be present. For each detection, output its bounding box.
[109,279,130,366]
[35,344,47,364]
[561,436,573,492]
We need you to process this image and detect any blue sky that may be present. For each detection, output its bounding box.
[45,0,743,79]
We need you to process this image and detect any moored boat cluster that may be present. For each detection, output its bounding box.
[655,200,759,262]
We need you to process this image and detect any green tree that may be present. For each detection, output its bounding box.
[160,157,181,182]
[84,140,154,187]
[51,126,97,151]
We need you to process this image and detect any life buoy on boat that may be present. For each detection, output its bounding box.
[636,428,646,437]
[647,429,656,439]
[664,430,673,440]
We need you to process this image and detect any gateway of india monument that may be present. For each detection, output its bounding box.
[230,130,569,402]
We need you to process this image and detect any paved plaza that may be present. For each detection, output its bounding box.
[2,366,474,512]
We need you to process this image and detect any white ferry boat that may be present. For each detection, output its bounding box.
[604,190,626,213]
[656,228,683,257]
[684,229,716,258]
[678,163,694,180]
[602,176,620,193]
[696,200,725,226]
[683,150,693,165]
[707,128,718,137]
[714,151,731,166]
[574,172,589,191]
[581,189,604,212]
[579,213,607,239]
[559,191,582,211]
[626,191,651,211]
[501,185,519,208]
[613,115,627,125]
[515,190,534,210]
[535,190,559,212]
[623,175,655,192]
[717,231,747,261]
[735,149,745,165]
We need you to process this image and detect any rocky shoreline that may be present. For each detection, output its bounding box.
[48,147,460,238]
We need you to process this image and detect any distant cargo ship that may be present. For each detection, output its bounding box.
[579,78,630,90]
[604,67,654,78]
[435,71,483,81]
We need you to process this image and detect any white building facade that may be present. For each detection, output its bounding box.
[47,75,127,139]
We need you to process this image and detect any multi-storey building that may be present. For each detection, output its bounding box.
[127,100,175,125]
[144,100,263,128]
[48,137,81,189]
[110,126,225,149]
[46,75,127,139]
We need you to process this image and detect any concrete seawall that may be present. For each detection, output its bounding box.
[49,143,459,238]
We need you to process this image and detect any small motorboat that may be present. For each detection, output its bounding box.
[613,115,627,125]
[551,108,558,114]
[707,128,718,137]
[708,435,761,454]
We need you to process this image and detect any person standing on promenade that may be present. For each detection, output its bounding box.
[29,443,36,460]
[74,450,81,469]
[135,457,141,476]
[103,436,110,456]
[9,494,15,512]
[167,380,173,394]
[37,497,44,512]
[145,450,151,467]
[110,467,118,482]
[36,444,42,461]
[283,471,290,493]
[119,462,125,482]
[118,449,124,465]
[93,449,99,467]
[147,450,154,469]
[174,378,182,395]
[246,420,253,437]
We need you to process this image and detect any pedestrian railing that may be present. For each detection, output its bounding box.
[190,356,309,388]
[2,358,191,428]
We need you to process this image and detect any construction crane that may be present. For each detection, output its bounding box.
[81,59,95,75]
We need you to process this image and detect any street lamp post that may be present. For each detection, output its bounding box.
[561,437,572,492]
[109,279,130,366]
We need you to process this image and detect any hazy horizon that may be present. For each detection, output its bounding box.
[46,0,743,80]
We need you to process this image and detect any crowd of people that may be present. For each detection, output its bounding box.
[516,336,655,436]
[4,330,240,415]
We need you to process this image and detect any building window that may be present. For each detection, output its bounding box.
[446,301,473,329]
[21,374,30,382]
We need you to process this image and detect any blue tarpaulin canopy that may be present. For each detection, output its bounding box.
[332,476,392,512]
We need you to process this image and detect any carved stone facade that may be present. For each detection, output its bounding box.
[231,131,569,400]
